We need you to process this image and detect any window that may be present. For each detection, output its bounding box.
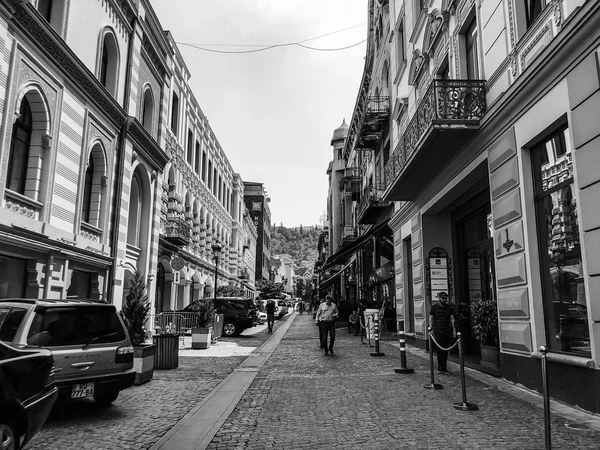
[170,92,179,134]
[202,151,207,182]
[465,17,479,80]
[127,174,142,246]
[66,270,93,299]
[187,129,193,165]
[195,141,201,175]
[0,307,27,342]
[82,155,94,223]
[396,21,406,68]
[207,160,212,188]
[0,256,27,299]
[38,0,53,21]
[98,31,119,96]
[141,87,154,133]
[6,98,32,194]
[525,0,547,29]
[532,124,589,357]
[213,168,218,195]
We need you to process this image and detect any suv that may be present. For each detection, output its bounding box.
[0,299,135,406]
[277,300,289,318]
[183,297,258,337]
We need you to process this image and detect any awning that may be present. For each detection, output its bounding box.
[321,220,390,271]
[320,259,354,290]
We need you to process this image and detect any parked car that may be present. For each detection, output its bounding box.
[257,311,267,324]
[0,340,58,450]
[0,299,135,406]
[277,300,289,318]
[182,297,258,337]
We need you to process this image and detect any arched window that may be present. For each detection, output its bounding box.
[81,144,106,228]
[98,31,119,96]
[6,98,32,194]
[82,155,94,223]
[127,174,142,246]
[141,87,154,133]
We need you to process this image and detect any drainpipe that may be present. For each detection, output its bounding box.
[107,15,138,304]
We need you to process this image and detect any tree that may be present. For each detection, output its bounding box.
[258,280,285,299]
[217,285,245,297]
[120,270,150,346]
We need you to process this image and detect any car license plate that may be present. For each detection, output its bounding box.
[71,382,95,399]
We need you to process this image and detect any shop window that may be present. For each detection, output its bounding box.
[66,270,92,299]
[532,124,589,357]
[0,256,27,299]
[98,30,119,97]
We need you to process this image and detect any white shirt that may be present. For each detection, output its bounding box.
[316,302,338,322]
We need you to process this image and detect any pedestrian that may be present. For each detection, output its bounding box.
[355,302,365,337]
[315,295,338,355]
[429,291,456,373]
[348,310,358,334]
[265,299,276,333]
[298,300,304,315]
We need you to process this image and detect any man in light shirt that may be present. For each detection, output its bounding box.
[315,295,339,355]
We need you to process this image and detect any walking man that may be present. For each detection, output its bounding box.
[316,295,338,355]
[266,299,276,333]
[429,291,456,373]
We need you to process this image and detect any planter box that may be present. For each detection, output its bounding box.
[192,326,212,349]
[153,334,179,369]
[480,344,500,370]
[133,344,155,385]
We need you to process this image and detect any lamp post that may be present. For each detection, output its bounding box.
[212,242,222,307]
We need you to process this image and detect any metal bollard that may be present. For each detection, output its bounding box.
[370,313,385,357]
[424,327,443,389]
[453,332,478,411]
[395,321,414,374]
[540,346,552,450]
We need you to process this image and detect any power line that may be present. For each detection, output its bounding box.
[175,23,368,54]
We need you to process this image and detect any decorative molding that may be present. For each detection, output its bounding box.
[553,0,563,29]
[507,0,516,47]
[17,59,58,114]
[519,22,553,73]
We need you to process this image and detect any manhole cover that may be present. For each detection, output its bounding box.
[565,423,589,431]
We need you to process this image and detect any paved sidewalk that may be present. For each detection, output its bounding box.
[203,313,600,449]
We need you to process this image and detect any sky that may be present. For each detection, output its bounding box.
[151,0,368,228]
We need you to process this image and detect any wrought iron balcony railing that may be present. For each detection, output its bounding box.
[357,184,386,219]
[164,217,191,246]
[385,79,486,189]
[356,96,390,150]
[339,167,361,192]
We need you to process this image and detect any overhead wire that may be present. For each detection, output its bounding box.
[175,22,370,54]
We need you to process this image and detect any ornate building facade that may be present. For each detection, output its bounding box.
[0,1,266,315]
[324,0,600,413]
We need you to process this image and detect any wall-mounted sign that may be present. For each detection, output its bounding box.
[252,202,262,211]
[425,247,453,303]
[171,256,185,271]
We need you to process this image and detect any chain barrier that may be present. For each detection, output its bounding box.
[424,327,444,390]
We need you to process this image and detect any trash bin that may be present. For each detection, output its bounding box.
[153,334,179,369]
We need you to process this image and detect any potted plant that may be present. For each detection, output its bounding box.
[120,270,155,385]
[190,300,214,349]
[470,298,500,369]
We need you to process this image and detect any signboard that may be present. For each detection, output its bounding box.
[425,247,453,303]
[171,256,185,271]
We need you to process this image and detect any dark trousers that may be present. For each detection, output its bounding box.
[267,314,275,332]
[434,332,451,369]
[319,321,336,351]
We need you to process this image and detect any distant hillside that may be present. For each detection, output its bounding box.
[270,225,322,279]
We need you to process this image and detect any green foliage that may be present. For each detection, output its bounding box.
[471,299,499,346]
[217,285,245,297]
[257,280,285,299]
[120,270,150,346]
[453,302,471,334]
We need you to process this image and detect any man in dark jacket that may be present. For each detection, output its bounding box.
[265,300,276,333]
[429,292,456,373]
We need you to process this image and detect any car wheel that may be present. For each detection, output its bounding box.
[0,421,18,450]
[222,321,238,337]
[93,391,119,407]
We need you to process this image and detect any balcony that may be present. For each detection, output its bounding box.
[384,79,486,201]
[238,268,249,279]
[356,96,390,150]
[357,184,392,225]
[164,217,191,246]
[340,225,358,247]
[339,167,361,201]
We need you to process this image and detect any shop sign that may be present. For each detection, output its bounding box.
[426,247,453,302]
[171,256,185,271]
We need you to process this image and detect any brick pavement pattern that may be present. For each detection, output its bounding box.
[208,315,600,450]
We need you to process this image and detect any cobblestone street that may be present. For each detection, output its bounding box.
[27,313,600,449]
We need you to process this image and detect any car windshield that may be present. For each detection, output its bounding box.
[26,306,126,347]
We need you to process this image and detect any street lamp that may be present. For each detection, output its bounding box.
[212,242,222,305]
